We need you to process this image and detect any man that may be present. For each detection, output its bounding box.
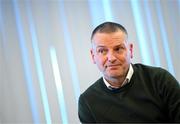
[78,22,180,123]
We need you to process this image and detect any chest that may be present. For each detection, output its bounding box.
[89,83,168,122]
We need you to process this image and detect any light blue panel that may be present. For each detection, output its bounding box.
[12,1,39,123]
[58,1,80,103]
[155,1,175,76]
[144,1,161,66]
[178,0,180,50]
[102,0,113,21]
[130,0,151,65]
[178,0,180,15]
[25,2,52,124]
[50,47,68,124]
[169,1,180,51]
[88,0,105,27]
[0,3,6,48]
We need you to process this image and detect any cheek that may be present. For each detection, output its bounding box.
[118,53,127,60]
[117,53,130,63]
[95,56,106,67]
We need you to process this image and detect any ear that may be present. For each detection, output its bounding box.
[129,43,133,58]
[90,49,96,64]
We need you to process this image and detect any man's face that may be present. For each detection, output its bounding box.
[91,31,133,81]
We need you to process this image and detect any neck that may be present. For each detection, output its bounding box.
[105,76,126,87]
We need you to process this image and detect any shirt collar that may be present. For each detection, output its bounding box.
[103,64,134,89]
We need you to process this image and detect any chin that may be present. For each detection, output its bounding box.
[107,73,123,78]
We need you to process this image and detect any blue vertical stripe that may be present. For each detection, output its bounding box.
[102,0,113,21]
[178,0,180,52]
[178,0,180,16]
[130,0,151,65]
[88,0,105,27]
[0,3,6,48]
[12,1,39,123]
[58,1,80,103]
[155,1,175,76]
[144,1,161,66]
[25,2,52,124]
[168,2,180,56]
[50,47,68,124]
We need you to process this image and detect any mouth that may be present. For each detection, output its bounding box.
[108,64,120,67]
[106,64,120,69]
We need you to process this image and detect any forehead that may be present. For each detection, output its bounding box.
[92,31,127,48]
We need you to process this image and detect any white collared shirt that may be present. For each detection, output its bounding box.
[103,64,134,89]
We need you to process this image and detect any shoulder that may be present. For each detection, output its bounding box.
[80,77,104,97]
[132,63,179,85]
[133,63,164,71]
[133,63,171,76]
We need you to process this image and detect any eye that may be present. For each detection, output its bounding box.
[114,46,125,53]
[97,48,108,55]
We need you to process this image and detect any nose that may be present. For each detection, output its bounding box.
[107,51,116,63]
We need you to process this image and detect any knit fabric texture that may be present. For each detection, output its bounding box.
[78,64,180,123]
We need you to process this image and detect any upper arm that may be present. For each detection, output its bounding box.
[78,94,96,123]
[159,69,180,122]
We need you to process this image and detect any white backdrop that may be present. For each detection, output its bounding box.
[0,0,180,123]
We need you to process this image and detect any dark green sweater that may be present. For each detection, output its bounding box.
[78,64,180,123]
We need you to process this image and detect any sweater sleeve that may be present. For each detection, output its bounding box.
[158,68,180,122]
[78,94,96,123]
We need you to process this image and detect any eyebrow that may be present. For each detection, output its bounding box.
[96,45,106,48]
[96,44,125,48]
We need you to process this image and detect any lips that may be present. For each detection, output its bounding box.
[107,64,120,67]
[105,64,121,70]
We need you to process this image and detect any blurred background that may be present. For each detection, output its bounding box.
[0,0,180,123]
